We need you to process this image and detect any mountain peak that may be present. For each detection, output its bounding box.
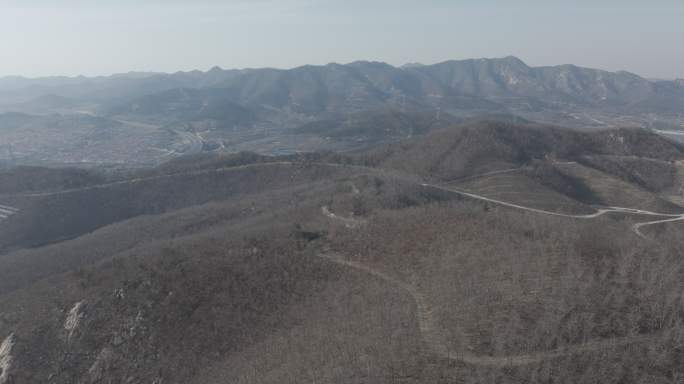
[501,55,527,65]
[401,62,425,69]
[433,56,530,69]
[346,60,395,69]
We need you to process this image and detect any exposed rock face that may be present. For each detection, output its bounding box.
[64,301,85,340]
[0,334,14,384]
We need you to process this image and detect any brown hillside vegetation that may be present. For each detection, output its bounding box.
[0,166,104,194]
[361,121,684,181]
[0,122,683,383]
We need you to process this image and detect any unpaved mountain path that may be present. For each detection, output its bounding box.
[1,160,680,235]
[420,183,684,237]
[0,160,675,369]
[317,253,658,367]
[3,160,680,236]
[315,169,678,365]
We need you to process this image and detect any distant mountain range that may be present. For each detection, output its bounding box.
[2,57,684,166]
[2,57,684,117]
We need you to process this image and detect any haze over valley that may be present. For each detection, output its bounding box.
[2,56,684,166]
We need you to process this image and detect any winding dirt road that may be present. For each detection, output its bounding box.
[0,160,676,368]
[420,183,684,237]
[317,253,656,367]
[317,167,679,366]
[3,160,681,236]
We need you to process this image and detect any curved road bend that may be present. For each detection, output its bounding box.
[420,183,684,237]
[2,160,682,235]
[317,253,658,367]
[0,160,676,365]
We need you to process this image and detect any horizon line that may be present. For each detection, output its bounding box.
[1,56,670,82]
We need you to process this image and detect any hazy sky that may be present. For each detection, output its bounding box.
[2,0,684,78]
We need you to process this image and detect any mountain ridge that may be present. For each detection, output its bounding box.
[3,56,684,166]
[4,56,682,120]
[0,56,658,84]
